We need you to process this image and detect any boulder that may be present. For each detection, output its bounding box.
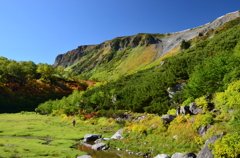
[77,155,92,158]
[131,115,147,122]
[182,152,196,158]
[189,102,202,115]
[180,105,191,115]
[161,115,177,124]
[91,142,106,150]
[154,154,171,158]
[94,138,111,143]
[198,125,212,136]
[111,129,124,139]
[198,126,207,136]
[197,133,224,158]
[171,152,183,158]
[83,134,102,143]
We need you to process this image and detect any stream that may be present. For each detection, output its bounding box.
[75,143,148,158]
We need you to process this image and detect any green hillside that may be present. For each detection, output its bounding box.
[38,17,240,116]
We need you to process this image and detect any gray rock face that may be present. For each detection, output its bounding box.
[154,154,171,158]
[83,134,102,143]
[197,134,223,158]
[171,152,183,158]
[162,115,177,124]
[111,129,124,139]
[181,105,191,115]
[159,11,240,60]
[77,155,92,158]
[182,152,196,158]
[53,45,92,68]
[189,102,202,115]
[91,142,106,150]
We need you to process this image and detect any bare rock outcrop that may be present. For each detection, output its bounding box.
[197,133,224,158]
[189,102,202,115]
[83,134,102,143]
[111,129,124,139]
[171,152,183,158]
[154,154,171,158]
[182,152,196,158]
[161,115,177,124]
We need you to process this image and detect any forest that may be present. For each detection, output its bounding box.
[0,59,87,113]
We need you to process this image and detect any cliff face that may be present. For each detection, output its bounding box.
[53,45,94,68]
[53,11,240,80]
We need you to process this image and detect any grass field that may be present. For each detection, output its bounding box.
[0,112,120,158]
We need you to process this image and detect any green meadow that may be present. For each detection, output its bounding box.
[0,113,120,158]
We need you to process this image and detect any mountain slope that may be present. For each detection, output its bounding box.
[53,11,240,81]
[39,16,240,115]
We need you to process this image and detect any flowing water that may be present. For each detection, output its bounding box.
[76,144,147,158]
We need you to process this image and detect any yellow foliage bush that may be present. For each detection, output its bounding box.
[124,115,166,134]
[170,116,186,125]
[61,114,68,120]
[209,132,240,158]
[215,80,240,111]
[167,108,176,115]
[194,136,205,146]
[192,113,214,131]
[195,96,208,110]
[132,124,148,133]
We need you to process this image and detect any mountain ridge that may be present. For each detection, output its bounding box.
[53,11,240,81]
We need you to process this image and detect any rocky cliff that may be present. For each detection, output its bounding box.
[53,11,240,80]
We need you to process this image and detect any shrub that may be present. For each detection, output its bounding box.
[167,108,176,115]
[195,96,208,110]
[194,136,205,146]
[209,132,240,158]
[180,40,190,49]
[192,113,214,131]
[182,97,195,106]
[215,80,240,112]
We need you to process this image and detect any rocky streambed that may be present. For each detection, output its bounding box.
[76,130,149,158]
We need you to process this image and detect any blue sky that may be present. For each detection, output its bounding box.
[1,0,240,64]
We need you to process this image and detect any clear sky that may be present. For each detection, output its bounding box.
[1,0,240,65]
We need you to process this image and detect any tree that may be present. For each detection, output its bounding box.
[37,63,55,79]
[180,40,190,50]
[56,66,65,78]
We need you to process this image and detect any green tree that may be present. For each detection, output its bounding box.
[180,40,190,50]
[37,63,55,79]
